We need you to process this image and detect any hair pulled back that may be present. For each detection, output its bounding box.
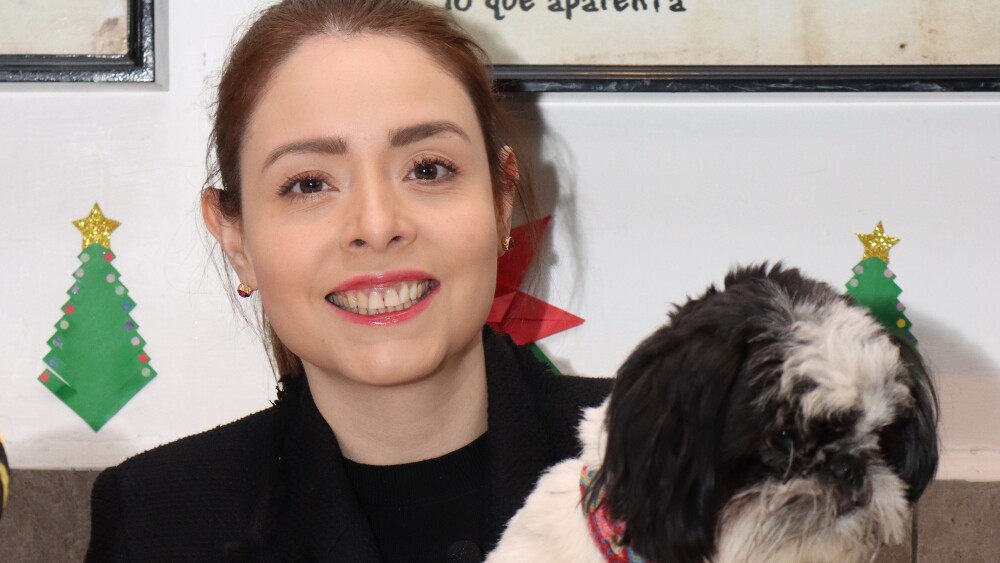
[206,0,536,379]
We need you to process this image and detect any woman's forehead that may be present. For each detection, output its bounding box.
[242,34,484,159]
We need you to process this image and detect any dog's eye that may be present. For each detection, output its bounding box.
[775,429,795,452]
[813,411,858,445]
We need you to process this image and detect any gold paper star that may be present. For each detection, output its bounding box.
[73,203,120,249]
[856,221,899,263]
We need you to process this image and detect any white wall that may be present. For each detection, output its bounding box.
[1,1,997,480]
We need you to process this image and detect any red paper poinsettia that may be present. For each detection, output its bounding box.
[488,217,584,346]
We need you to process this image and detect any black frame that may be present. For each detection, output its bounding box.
[494,65,1000,93]
[0,0,154,83]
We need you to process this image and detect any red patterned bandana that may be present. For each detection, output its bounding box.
[579,465,647,563]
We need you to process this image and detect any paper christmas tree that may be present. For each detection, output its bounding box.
[845,221,915,344]
[38,204,156,431]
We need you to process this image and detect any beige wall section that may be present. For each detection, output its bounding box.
[0,0,128,55]
[0,470,95,562]
[430,0,1000,65]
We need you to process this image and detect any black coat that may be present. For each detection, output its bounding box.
[86,328,611,562]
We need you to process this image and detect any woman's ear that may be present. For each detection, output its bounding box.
[202,188,257,288]
[497,145,518,237]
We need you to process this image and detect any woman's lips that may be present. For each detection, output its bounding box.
[325,279,437,315]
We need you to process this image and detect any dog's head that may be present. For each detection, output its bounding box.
[593,264,938,563]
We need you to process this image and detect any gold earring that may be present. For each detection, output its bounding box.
[237,282,255,298]
[502,236,514,252]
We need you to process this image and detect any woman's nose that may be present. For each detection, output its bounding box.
[342,175,414,252]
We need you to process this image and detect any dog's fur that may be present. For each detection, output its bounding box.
[487,264,938,563]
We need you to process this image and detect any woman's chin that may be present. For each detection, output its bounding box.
[302,342,443,388]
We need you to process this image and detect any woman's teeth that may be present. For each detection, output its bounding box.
[326,280,434,315]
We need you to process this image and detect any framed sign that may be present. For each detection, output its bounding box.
[430,0,1000,92]
[0,0,154,83]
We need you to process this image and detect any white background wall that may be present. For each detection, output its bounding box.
[1,1,997,480]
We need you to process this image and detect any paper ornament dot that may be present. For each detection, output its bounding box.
[130,336,140,346]
[104,252,114,262]
[125,321,135,330]
[854,265,864,274]
[849,279,859,288]
[896,319,907,328]
[139,353,149,363]
[141,367,151,377]
[65,305,75,314]
[47,358,57,367]
[80,253,91,263]
[71,284,80,294]
[115,286,125,296]
[52,337,63,347]
[884,268,894,278]
[897,303,906,312]
[39,372,50,382]
[74,269,84,278]
[123,302,133,311]
[106,274,116,283]
[59,320,70,329]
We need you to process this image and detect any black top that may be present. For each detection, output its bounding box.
[85,327,611,562]
[343,433,488,562]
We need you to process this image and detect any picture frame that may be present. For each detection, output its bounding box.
[435,1,1000,93]
[493,64,1000,93]
[0,0,154,83]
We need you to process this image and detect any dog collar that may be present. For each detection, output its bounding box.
[580,465,647,563]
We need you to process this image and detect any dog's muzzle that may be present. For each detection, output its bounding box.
[826,453,873,515]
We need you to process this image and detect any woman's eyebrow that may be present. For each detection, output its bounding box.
[262,137,348,171]
[260,121,469,172]
[389,121,470,147]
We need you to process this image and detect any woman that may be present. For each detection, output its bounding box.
[86,1,609,561]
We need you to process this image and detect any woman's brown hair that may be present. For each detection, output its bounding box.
[205,0,537,380]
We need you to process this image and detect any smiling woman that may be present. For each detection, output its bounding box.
[84,1,610,562]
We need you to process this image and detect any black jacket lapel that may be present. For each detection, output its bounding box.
[271,381,382,562]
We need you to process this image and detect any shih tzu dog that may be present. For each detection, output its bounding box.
[487,264,938,563]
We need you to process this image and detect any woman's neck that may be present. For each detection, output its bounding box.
[303,337,489,466]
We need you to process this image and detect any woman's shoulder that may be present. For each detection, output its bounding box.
[87,406,282,560]
[115,405,278,478]
[486,327,612,408]
[103,410,275,516]
[484,327,612,443]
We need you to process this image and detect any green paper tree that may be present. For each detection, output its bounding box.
[38,204,156,431]
[528,343,562,375]
[845,222,916,344]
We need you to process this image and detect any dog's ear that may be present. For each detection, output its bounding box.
[594,304,750,563]
[879,335,939,502]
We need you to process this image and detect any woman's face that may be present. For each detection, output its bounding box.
[219,35,507,386]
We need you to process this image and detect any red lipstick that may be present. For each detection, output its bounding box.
[326,270,438,326]
[330,270,433,292]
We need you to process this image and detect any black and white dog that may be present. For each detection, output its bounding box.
[487,264,938,563]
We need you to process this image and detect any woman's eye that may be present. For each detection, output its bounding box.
[407,159,455,182]
[282,176,330,194]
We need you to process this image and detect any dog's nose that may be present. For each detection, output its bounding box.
[828,454,872,514]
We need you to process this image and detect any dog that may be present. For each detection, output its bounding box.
[487,264,938,563]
